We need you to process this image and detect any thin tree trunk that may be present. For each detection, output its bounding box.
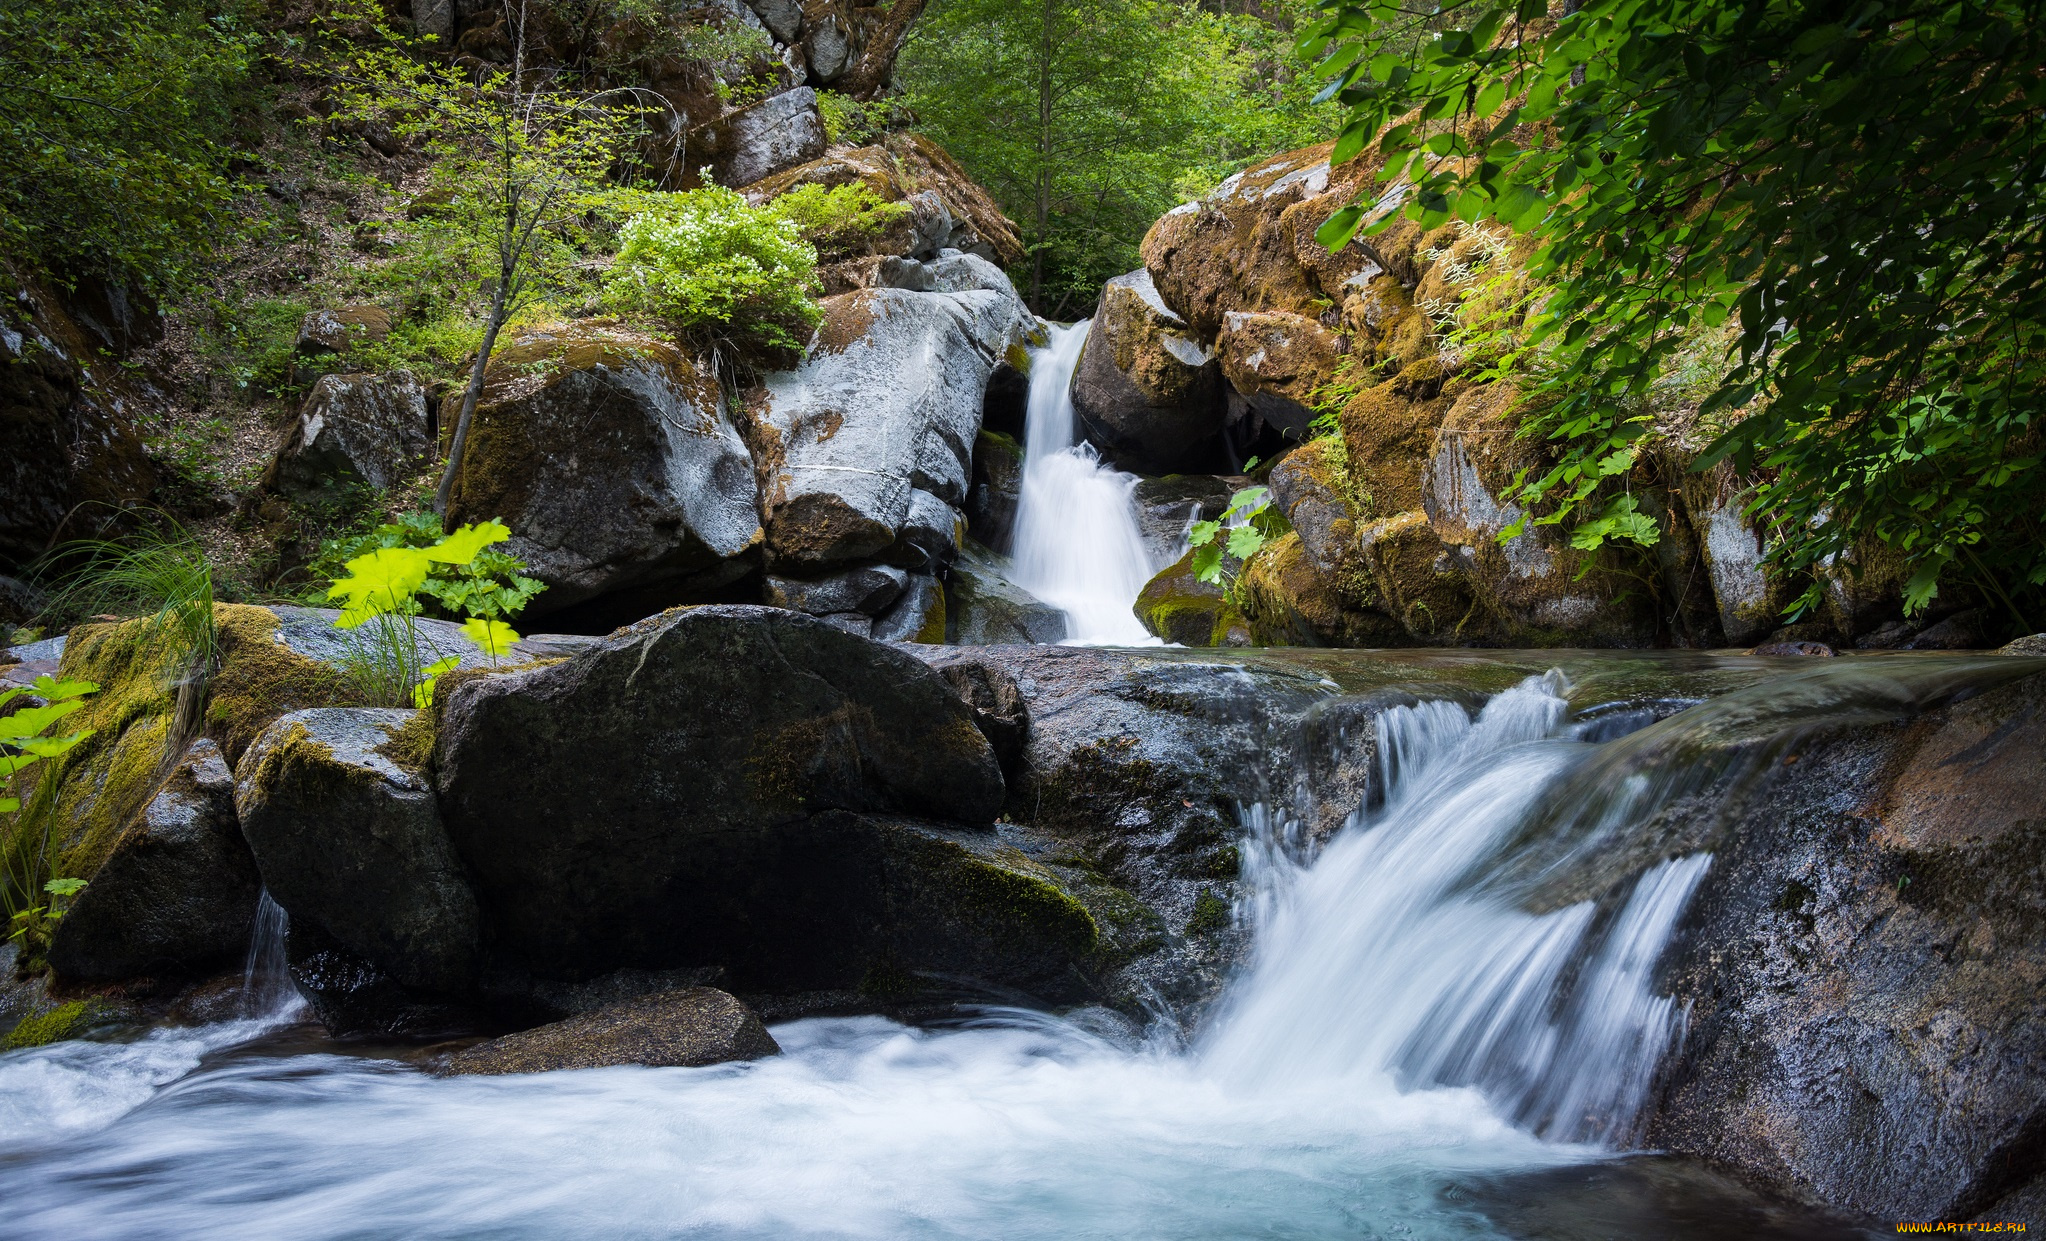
[435,279,511,527]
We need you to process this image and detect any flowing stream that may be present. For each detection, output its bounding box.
[0,658,1914,1239]
[1006,321,1161,645]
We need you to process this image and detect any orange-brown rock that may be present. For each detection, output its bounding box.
[1139,143,1387,341]
[1215,310,1343,438]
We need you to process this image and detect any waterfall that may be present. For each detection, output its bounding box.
[1007,321,1159,645]
[1202,674,1708,1145]
[240,890,304,1021]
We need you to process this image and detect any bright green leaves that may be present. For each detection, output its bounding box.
[328,520,518,630]
[602,186,824,352]
[1568,493,1662,552]
[413,656,463,710]
[0,676,98,821]
[323,520,536,707]
[329,547,436,628]
[424,519,512,566]
[1186,487,1290,588]
[461,618,519,659]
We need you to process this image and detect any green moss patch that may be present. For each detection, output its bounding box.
[3,1000,98,1050]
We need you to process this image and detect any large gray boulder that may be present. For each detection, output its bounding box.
[750,273,1034,569]
[443,322,762,616]
[263,371,430,501]
[688,87,827,189]
[1634,663,2046,1222]
[235,708,481,995]
[47,739,261,984]
[434,605,1007,981]
[1070,269,1227,474]
[442,987,780,1075]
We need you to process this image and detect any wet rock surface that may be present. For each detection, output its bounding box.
[1641,664,2046,1221]
[236,708,481,995]
[433,606,1012,986]
[47,740,260,986]
[441,987,780,1074]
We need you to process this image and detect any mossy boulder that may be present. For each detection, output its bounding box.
[1215,310,1343,440]
[1133,549,1251,647]
[442,987,780,1075]
[46,739,259,986]
[1419,387,1660,646]
[442,321,764,617]
[744,133,1025,268]
[1237,532,1404,648]
[1070,269,1227,474]
[235,708,481,996]
[1138,143,1388,341]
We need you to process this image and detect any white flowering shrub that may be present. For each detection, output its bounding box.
[603,186,823,350]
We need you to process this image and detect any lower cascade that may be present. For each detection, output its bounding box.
[0,655,1934,1240]
[1006,320,1161,645]
[1203,676,1709,1147]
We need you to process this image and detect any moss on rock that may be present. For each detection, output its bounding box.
[1133,550,1252,647]
[2,999,98,1049]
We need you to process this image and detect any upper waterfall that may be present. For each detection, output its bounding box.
[1006,322,1160,645]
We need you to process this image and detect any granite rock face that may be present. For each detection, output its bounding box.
[442,322,763,616]
[264,371,431,501]
[749,279,1033,570]
[1640,664,2046,1222]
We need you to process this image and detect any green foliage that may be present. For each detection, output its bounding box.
[1188,486,1290,595]
[531,0,773,83]
[303,511,544,623]
[323,520,540,707]
[816,90,889,146]
[900,0,1339,313]
[2,675,96,962]
[43,521,219,685]
[0,0,257,290]
[1306,0,2046,628]
[603,185,823,350]
[765,182,910,261]
[193,296,313,400]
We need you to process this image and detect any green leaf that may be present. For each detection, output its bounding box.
[42,878,86,898]
[1226,524,1267,560]
[1191,541,1224,584]
[461,617,520,658]
[1187,520,1221,548]
[425,519,513,566]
